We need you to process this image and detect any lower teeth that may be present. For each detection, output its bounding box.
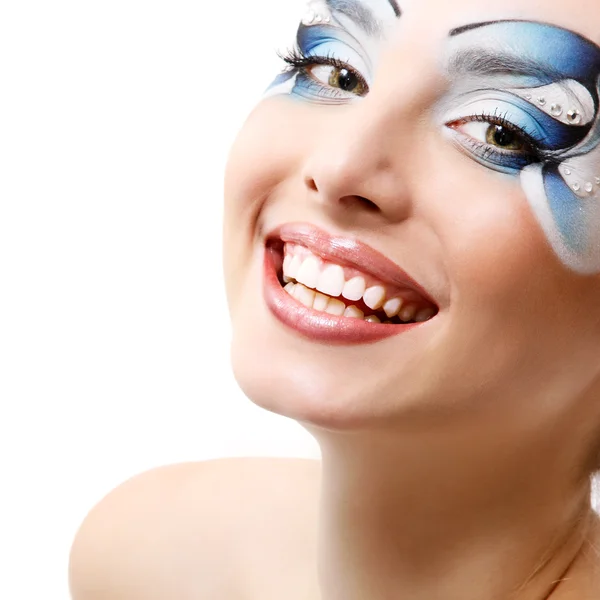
[282,280,428,324]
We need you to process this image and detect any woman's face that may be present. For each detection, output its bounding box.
[223,0,600,439]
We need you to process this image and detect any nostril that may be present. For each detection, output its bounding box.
[354,196,380,212]
[305,176,319,193]
[304,174,380,212]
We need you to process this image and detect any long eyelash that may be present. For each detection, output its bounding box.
[471,109,544,151]
[277,45,339,70]
[448,108,550,172]
[276,45,369,93]
[277,46,312,69]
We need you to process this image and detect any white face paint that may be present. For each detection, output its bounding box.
[507,80,595,126]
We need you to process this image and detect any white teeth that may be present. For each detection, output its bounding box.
[383,297,403,318]
[285,278,435,325]
[342,276,366,302]
[399,304,417,322]
[296,256,321,289]
[415,308,436,323]
[363,285,386,310]
[286,255,302,281]
[317,264,345,297]
[282,247,436,325]
[344,305,364,319]
[313,292,330,312]
[325,298,346,316]
[283,255,293,282]
[293,283,316,308]
[365,315,381,323]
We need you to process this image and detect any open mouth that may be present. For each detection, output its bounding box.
[266,230,439,328]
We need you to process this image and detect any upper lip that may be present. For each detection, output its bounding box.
[266,222,438,307]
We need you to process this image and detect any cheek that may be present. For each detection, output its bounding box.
[224,98,313,209]
[432,169,549,306]
[222,98,313,308]
[436,166,592,374]
[434,162,600,375]
[424,166,600,413]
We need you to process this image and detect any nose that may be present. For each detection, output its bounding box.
[302,95,416,222]
[302,60,439,224]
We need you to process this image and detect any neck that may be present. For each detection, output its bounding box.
[312,423,597,600]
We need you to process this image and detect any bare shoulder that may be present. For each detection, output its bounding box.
[69,457,322,600]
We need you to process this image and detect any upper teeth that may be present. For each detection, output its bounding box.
[282,244,436,322]
[318,264,345,296]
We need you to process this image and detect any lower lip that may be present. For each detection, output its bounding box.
[263,247,422,344]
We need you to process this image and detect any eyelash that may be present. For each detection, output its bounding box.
[454,110,542,149]
[277,46,370,95]
[460,112,538,144]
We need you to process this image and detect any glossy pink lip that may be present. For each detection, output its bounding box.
[268,223,437,304]
[262,223,437,345]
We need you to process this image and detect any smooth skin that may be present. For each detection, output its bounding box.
[69,458,322,599]
[71,0,600,598]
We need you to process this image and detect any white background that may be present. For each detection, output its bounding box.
[0,1,319,598]
[2,3,600,599]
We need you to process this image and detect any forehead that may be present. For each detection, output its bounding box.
[314,0,600,46]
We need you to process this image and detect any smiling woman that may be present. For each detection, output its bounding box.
[70,0,600,599]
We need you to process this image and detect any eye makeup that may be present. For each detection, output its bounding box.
[441,21,600,273]
[265,0,400,102]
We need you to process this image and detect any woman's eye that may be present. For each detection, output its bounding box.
[308,64,367,96]
[451,120,532,153]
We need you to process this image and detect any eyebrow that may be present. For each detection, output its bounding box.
[324,0,401,37]
[448,47,565,82]
[449,21,505,37]
[388,0,401,17]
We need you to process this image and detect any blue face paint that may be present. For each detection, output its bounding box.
[442,21,600,273]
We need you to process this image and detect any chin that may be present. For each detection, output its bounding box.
[228,312,362,431]
[228,300,447,433]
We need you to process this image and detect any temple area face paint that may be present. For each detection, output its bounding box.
[440,21,600,273]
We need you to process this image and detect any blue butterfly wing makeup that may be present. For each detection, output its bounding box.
[445,21,600,272]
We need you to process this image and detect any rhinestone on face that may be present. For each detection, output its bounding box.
[585,182,594,193]
[565,168,572,175]
[315,13,323,22]
[567,109,582,124]
[572,183,581,192]
[324,16,331,22]
[525,93,532,100]
[596,177,600,185]
[304,10,315,23]
[538,96,546,106]
[550,104,563,117]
